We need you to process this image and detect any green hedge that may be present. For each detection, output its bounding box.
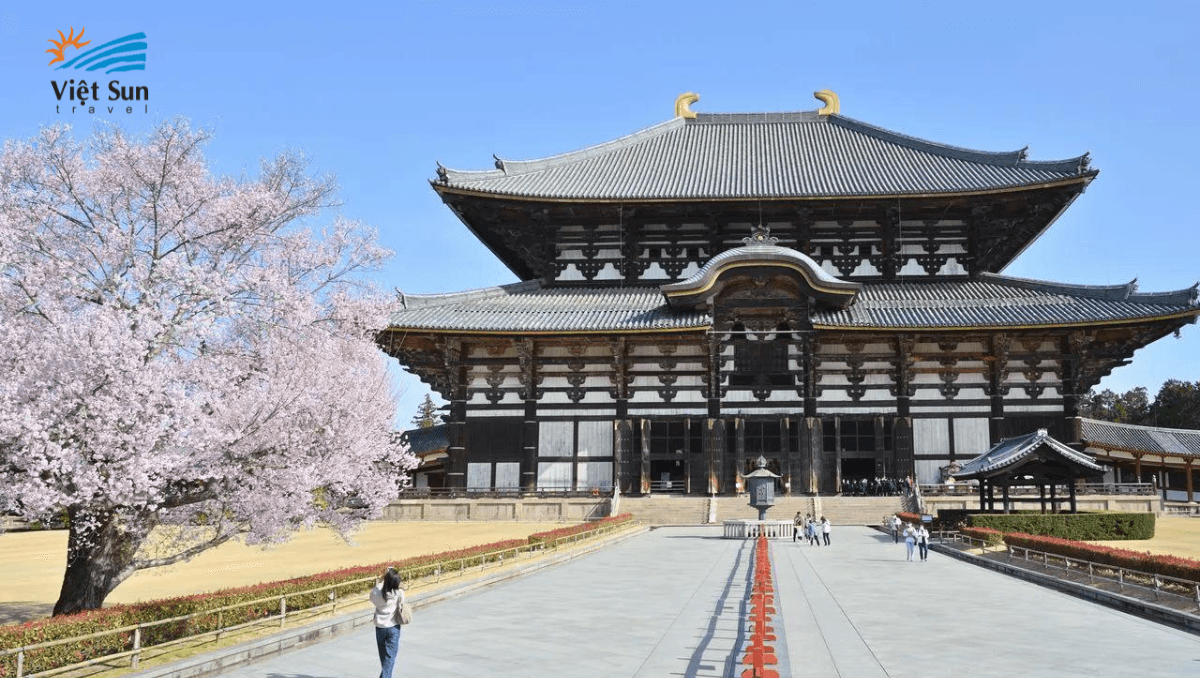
[968,512,1155,541]
[0,517,636,677]
[960,526,1004,547]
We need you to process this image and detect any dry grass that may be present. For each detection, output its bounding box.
[0,521,567,625]
[1088,515,1200,559]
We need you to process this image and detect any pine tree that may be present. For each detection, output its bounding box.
[412,394,440,428]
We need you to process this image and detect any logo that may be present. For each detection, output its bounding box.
[47,27,150,115]
[47,27,146,73]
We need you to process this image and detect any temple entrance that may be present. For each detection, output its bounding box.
[840,458,878,484]
[650,459,687,493]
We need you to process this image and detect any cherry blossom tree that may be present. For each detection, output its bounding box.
[0,119,415,615]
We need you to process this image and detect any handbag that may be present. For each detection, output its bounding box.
[394,599,413,626]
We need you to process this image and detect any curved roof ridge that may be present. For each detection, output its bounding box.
[829,114,1091,172]
[440,117,686,181]
[691,111,823,124]
[396,279,544,309]
[978,272,1199,305]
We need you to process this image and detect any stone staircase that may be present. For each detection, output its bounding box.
[816,496,908,526]
[621,495,710,525]
[715,496,818,522]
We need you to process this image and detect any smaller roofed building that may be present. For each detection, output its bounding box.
[955,429,1107,513]
[1082,418,1200,503]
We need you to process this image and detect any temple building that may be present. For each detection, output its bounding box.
[379,91,1200,496]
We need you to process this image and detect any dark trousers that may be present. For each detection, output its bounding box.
[823,532,830,546]
[375,625,401,678]
[918,541,929,560]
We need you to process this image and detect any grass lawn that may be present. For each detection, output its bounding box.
[1088,515,1200,559]
[0,521,567,625]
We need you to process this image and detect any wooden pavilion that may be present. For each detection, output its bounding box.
[953,428,1107,513]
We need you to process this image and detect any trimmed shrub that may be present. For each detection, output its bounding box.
[528,513,634,548]
[1002,532,1200,584]
[969,512,1154,541]
[960,526,1004,547]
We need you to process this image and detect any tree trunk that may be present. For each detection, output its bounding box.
[53,508,141,616]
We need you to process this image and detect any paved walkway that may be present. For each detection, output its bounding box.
[221,526,1200,678]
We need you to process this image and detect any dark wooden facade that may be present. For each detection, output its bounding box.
[382,98,1199,495]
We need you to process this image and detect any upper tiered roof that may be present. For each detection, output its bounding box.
[434,98,1095,202]
[389,274,1198,334]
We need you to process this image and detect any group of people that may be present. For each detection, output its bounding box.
[793,513,832,546]
[841,476,913,497]
[888,514,929,561]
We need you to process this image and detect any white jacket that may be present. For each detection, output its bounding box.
[369,582,406,628]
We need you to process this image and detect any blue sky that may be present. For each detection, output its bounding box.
[3,1,1198,425]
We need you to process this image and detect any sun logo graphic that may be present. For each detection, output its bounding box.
[46,27,146,73]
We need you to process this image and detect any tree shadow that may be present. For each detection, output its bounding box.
[0,601,54,625]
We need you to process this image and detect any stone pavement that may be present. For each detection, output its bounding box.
[218,526,1200,678]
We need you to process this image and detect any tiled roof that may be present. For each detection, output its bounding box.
[388,275,1198,333]
[955,429,1106,480]
[391,282,709,333]
[1081,419,1200,458]
[435,111,1093,201]
[401,425,449,455]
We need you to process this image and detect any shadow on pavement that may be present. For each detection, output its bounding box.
[0,601,53,625]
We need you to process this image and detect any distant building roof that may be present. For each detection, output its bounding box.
[434,111,1094,201]
[955,429,1106,480]
[1081,418,1200,458]
[400,425,448,455]
[388,274,1198,334]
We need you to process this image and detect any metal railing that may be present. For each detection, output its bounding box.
[397,486,613,499]
[940,532,1200,612]
[919,482,1157,497]
[0,519,635,678]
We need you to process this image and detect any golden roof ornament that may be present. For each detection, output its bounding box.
[814,89,840,116]
[674,92,699,119]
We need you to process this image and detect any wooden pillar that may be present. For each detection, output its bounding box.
[986,480,995,513]
[893,416,914,486]
[1039,484,1047,514]
[733,418,746,493]
[802,417,821,494]
[613,420,633,494]
[781,417,794,496]
[639,418,651,494]
[706,334,723,420]
[1001,483,1010,514]
[444,338,468,491]
[1068,480,1078,514]
[1134,453,1143,482]
[518,339,539,492]
[1049,483,1057,514]
[978,478,986,512]
[1187,459,1195,504]
[703,418,726,494]
[988,334,1009,445]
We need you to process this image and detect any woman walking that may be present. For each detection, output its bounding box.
[917,523,930,561]
[903,523,917,562]
[369,567,406,678]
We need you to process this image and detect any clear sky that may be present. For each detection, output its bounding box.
[3,1,1198,426]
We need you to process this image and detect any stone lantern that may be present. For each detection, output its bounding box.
[743,455,782,521]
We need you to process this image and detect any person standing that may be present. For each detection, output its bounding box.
[917,523,930,561]
[793,511,803,542]
[903,523,917,562]
[369,567,406,678]
[890,514,902,543]
[821,516,831,546]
